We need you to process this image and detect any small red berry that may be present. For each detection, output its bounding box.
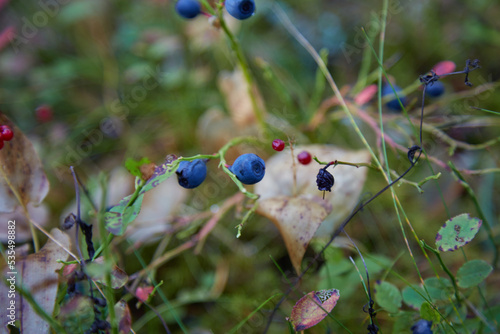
[297,151,312,165]
[0,126,13,141]
[272,139,285,151]
[36,104,53,123]
[0,139,4,150]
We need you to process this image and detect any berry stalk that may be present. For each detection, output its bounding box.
[216,4,267,136]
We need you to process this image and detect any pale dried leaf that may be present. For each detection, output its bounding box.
[256,145,371,235]
[258,196,331,274]
[0,203,49,243]
[255,145,370,273]
[218,68,265,129]
[0,112,49,213]
[0,228,71,333]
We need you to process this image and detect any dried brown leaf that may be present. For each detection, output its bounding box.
[258,196,331,274]
[0,228,71,333]
[255,145,370,273]
[0,112,49,213]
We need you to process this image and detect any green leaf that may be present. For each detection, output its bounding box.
[456,259,493,288]
[402,285,427,310]
[104,160,180,235]
[104,193,145,235]
[125,157,152,178]
[435,213,482,252]
[424,277,453,302]
[420,302,440,323]
[289,289,340,331]
[375,281,402,314]
[392,311,413,334]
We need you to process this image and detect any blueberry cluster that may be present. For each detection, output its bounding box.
[176,153,265,189]
[174,0,256,20]
[0,124,14,149]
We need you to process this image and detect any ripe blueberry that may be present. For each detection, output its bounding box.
[272,139,285,151]
[425,81,445,97]
[0,125,13,141]
[225,0,255,20]
[229,153,265,185]
[411,319,433,334]
[382,83,407,111]
[297,151,312,165]
[175,0,201,19]
[176,159,207,189]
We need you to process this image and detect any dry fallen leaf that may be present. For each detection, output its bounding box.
[289,289,340,331]
[0,228,71,333]
[0,203,49,243]
[255,145,370,273]
[0,112,49,213]
[218,68,265,129]
[258,196,332,274]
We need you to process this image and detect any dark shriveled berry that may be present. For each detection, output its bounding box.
[316,167,334,192]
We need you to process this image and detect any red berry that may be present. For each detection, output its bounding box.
[272,139,285,151]
[297,151,312,165]
[36,105,53,123]
[0,139,4,150]
[0,126,13,141]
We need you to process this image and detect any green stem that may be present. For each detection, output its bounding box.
[218,6,267,135]
[97,175,117,334]
[421,241,462,304]
[313,156,377,170]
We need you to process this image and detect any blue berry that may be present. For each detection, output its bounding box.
[382,83,407,111]
[425,81,445,98]
[175,0,201,19]
[176,159,207,189]
[225,0,255,20]
[411,319,433,334]
[230,153,265,185]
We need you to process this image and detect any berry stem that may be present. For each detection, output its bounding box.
[313,156,377,170]
[217,5,268,136]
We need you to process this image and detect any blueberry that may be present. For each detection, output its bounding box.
[175,0,201,19]
[382,83,407,111]
[225,0,255,20]
[230,153,265,185]
[176,159,207,189]
[411,319,433,334]
[425,81,445,98]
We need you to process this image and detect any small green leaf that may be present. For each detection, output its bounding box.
[125,157,152,178]
[104,193,145,235]
[289,289,340,331]
[85,257,129,289]
[424,277,453,302]
[375,281,402,314]
[402,285,427,309]
[105,159,180,235]
[456,259,492,288]
[420,302,440,323]
[435,213,482,252]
